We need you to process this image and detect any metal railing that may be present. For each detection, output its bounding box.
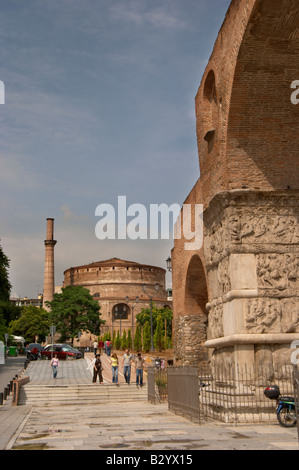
[147,367,168,404]
[168,366,200,423]
[198,363,296,424]
[293,365,299,442]
[148,362,299,426]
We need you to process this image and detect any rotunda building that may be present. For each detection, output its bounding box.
[63,258,171,346]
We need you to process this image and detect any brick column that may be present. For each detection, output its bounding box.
[42,218,57,310]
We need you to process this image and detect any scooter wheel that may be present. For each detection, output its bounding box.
[277,407,297,427]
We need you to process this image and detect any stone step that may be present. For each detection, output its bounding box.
[18,384,147,406]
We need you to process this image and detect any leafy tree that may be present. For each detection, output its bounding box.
[134,324,142,351]
[143,321,151,352]
[127,329,132,349]
[0,313,6,343]
[0,242,11,302]
[9,305,51,343]
[136,305,173,350]
[121,329,127,350]
[0,301,21,327]
[114,330,121,349]
[47,285,104,346]
[154,315,164,352]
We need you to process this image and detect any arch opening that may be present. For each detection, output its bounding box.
[184,255,209,343]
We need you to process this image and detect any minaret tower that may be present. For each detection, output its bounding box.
[42,218,57,310]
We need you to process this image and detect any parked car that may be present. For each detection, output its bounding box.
[41,343,83,360]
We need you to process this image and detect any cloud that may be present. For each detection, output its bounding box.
[108,1,187,30]
[0,153,44,191]
[60,205,89,222]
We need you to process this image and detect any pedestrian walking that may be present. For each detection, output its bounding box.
[110,353,119,385]
[50,354,59,379]
[106,340,112,357]
[123,349,133,384]
[92,354,103,384]
[93,340,98,356]
[98,339,104,353]
[135,352,145,387]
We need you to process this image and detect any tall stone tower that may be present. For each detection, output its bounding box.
[42,218,57,310]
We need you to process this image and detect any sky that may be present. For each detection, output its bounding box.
[0,0,231,298]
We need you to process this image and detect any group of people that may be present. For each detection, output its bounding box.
[48,342,146,386]
[88,349,146,386]
[93,340,112,357]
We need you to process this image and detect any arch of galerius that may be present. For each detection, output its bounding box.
[171,0,299,375]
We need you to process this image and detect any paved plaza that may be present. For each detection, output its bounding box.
[0,355,299,451]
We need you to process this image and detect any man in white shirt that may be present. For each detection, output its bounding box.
[123,349,133,384]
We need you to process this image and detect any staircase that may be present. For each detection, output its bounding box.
[18,383,147,406]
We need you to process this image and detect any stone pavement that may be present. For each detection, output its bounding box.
[21,352,144,385]
[0,355,299,452]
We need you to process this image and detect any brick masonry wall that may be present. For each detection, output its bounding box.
[172,0,299,367]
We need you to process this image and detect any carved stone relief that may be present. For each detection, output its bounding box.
[257,253,299,296]
[246,298,282,333]
[207,304,224,339]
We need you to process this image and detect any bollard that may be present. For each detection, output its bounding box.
[3,388,7,400]
[0,392,3,405]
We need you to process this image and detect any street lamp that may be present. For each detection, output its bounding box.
[125,296,139,350]
[143,283,159,352]
[166,256,172,272]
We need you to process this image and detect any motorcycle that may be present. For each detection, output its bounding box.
[28,347,41,361]
[264,385,297,428]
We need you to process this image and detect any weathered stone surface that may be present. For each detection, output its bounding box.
[172,0,299,371]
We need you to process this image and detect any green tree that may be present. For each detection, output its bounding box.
[127,329,132,349]
[143,321,151,352]
[134,324,142,351]
[114,330,121,349]
[0,242,12,302]
[0,301,21,327]
[47,285,104,346]
[121,329,127,350]
[9,305,51,343]
[0,313,6,343]
[136,305,173,349]
[154,315,165,351]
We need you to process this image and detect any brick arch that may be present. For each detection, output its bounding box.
[202,69,218,153]
[226,0,299,191]
[184,254,208,320]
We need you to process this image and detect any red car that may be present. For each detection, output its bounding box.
[41,344,82,360]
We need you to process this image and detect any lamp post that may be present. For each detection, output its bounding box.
[143,283,159,352]
[125,296,139,350]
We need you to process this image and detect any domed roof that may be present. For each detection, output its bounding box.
[64,257,165,273]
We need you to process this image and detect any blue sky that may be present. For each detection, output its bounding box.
[0,0,231,297]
